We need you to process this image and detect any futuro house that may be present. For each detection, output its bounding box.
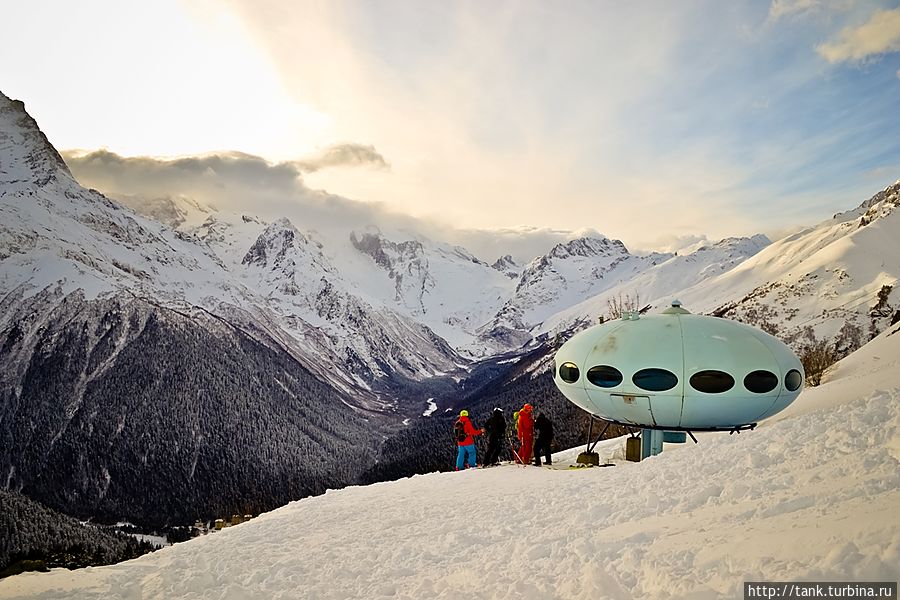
[553,301,804,431]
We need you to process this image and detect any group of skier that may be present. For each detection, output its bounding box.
[454,404,554,470]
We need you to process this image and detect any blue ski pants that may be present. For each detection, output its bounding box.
[456,444,477,470]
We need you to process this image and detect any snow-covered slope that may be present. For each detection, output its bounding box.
[342,229,515,350]
[676,182,900,350]
[164,208,515,358]
[239,219,462,381]
[479,237,673,348]
[539,234,771,335]
[0,94,239,307]
[534,181,899,359]
[5,323,898,599]
[0,91,465,391]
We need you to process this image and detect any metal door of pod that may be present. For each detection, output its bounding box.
[552,300,804,431]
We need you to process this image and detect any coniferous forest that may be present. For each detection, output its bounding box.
[0,294,385,532]
[0,489,155,576]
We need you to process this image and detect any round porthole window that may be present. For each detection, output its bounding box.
[632,368,678,392]
[744,370,778,393]
[785,369,803,391]
[559,362,580,384]
[587,365,623,388]
[689,370,735,393]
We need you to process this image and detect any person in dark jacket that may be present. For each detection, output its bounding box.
[482,408,506,466]
[533,411,554,466]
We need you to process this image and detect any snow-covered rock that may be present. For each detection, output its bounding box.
[0,92,238,307]
[0,91,466,393]
[342,230,515,353]
[539,233,771,336]
[108,193,215,229]
[479,236,673,349]
[491,254,520,279]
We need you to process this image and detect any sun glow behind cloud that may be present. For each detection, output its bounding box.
[213,0,900,248]
[221,1,755,242]
[2,0,900,252]
[0,0,332,160]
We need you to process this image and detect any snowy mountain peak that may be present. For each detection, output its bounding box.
[350,231,425,272]
[478,234,674,349]
[855,179,900,211]
[518,235,639,294]
[830,180,900,227]
[242,217,312,268]
[548,235,624,259]
[695,233,771,256]
[856,180,900,228]
[491,254,520,278]
[350,230,432,309]
[0,92,74,188]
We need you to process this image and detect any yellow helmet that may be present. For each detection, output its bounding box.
[459,409,469,417]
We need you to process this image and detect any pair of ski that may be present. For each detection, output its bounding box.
[507,434,528,468]
[506,435,551,468]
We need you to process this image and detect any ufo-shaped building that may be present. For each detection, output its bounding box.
[553,301,804,432]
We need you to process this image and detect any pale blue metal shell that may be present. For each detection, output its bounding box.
[552,304,804,430]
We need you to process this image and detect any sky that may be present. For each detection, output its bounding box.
[1,0,900,259]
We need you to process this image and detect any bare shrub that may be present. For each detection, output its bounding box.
[606,293,641,320]
[833,321,863,358]
[799,337,838,386]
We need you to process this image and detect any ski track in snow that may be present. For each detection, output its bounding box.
[2,380,898,599]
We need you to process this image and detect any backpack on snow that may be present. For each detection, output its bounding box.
[454,419,467,443]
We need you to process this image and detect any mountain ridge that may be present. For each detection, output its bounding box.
[3,87,898,543]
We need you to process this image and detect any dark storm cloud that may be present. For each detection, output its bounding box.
[294,143,390,173]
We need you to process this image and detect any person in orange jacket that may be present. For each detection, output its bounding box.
[455,410,484,470]
[517,404,535,465]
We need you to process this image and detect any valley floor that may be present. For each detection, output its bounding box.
[1,331,899,599]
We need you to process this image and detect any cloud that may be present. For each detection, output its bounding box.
[62,149,386,231]
[634,234,712,255]
[295,143,389,173]
[817,7,900,63]
[61,149,584,264]
[448,227,610,266]
[40,2,899,261]
[64,149,303,193]
[768,0,821,21]
[214,1,897,253]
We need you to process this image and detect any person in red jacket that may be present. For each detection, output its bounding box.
[455,410,484,470]
[517,403,535,465]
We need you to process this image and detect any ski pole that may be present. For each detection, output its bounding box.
[507,434,525,467]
